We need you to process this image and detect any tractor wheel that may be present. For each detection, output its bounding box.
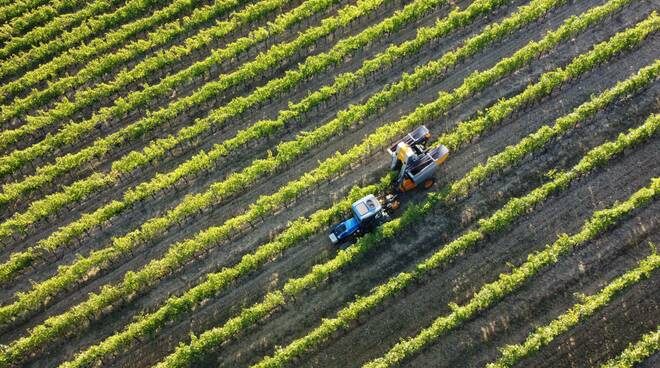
[423,178,435,189]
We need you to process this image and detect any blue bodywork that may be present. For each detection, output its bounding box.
[329,194,382,244]
[330,217,359,243]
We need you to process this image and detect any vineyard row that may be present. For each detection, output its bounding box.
[0,0,172,79]
[63,57,660,368]
[0,0,383,198]
[0,0,620,363]
[0,0,250,122]
[0,0,89,42]
[361,171,660,368]
[250,87,660,368]
[0,0,601,324]
[0,0,515,275]
[0,0,50,24]
[600,325,660,368]
[485,252,660,368]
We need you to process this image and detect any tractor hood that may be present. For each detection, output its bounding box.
[330,217,359,243]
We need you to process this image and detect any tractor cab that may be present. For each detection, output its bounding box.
[329,194,394,245]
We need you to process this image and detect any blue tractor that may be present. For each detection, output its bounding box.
[328,194,398,245]
[329,126,449,245]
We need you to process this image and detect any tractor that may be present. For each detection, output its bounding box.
[329,126,449,245]
[328,193,399,245]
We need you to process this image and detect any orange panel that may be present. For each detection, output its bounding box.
[435,152,448,164]
[400,178,417,192]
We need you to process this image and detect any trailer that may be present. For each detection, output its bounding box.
[388,126,449,192]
